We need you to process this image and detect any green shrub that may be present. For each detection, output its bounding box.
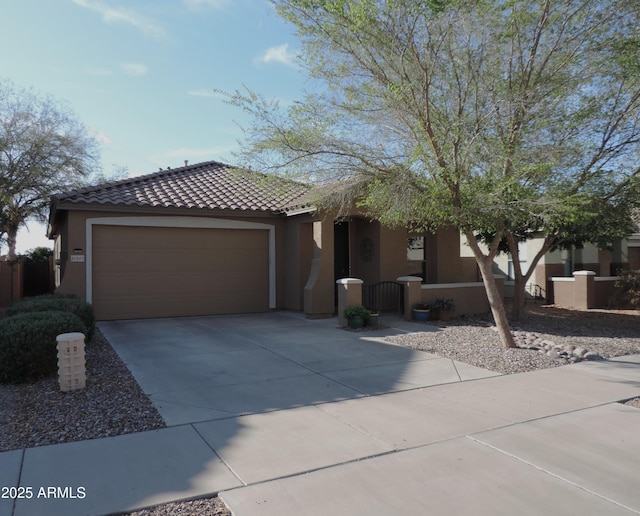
[6,294,95,340]
[432,298,456,312]
[0,311,87,384]
[610,270,640,308]
[21,247,54,263]
[343,305,371,321]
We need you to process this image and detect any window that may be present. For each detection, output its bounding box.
[507,241,528,280]
[407,235,426,280]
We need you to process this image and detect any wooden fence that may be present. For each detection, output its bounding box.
[0,257,54,313]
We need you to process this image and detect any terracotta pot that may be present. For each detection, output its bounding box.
[438,309,452,321]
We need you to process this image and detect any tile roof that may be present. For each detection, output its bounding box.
[51,160,311,214]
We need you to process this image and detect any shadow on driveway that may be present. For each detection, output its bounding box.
[99,312,493,426]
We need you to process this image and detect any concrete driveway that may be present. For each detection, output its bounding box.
[4,313,640,515]
[98,312,499,426]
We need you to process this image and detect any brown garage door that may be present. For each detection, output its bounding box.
[92,225,269,320]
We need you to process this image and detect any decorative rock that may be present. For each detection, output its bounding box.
[584,351,600,360]
[507,331,578,362]
[573,347,587,357]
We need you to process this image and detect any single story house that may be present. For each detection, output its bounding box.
[47,160,483,320]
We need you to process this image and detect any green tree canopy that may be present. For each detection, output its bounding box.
[0,79,99,259]
[230,0,640,347]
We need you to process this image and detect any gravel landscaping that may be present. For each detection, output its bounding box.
[0,329,165,452]
[386,304,640,375]
[385,304,640,411]
[1,304,638,515]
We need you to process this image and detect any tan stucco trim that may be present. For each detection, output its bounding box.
[421,281,484,289]
[85,216,276,309]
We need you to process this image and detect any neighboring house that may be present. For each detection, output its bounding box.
[627,211,640,269]
[481,231,640,302]
[48,160,483,321]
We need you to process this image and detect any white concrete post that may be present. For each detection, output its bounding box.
[56,332,86,392]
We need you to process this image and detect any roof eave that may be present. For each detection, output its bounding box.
[284,205,317,217]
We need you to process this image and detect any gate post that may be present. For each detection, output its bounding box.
[336,278,363,327]
[397,276,423,321]
[573,270,596,309]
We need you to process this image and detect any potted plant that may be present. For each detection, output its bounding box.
[412,302,431,322]
[433,298,456,321]
[343,305,370,329]
[365,307,380,328]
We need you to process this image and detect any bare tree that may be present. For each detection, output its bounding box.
[230,0,640,348]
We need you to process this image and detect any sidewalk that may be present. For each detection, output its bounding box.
[1,354,639,516]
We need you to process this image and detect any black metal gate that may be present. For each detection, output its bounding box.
[363,281,404,313]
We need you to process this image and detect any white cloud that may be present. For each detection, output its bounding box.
[72,0,166,39]
[121,62,149,77]
[256,44,297,68]
[187,89,226,99]
[183,0,229,10]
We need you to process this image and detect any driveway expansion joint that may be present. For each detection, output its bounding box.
[466,434,640,515]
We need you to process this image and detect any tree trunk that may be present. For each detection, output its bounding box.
[507,233,558,322]
[7,227,18,261]
[512,273,527,322]
[476,256,517,348]
[464,230,516,349]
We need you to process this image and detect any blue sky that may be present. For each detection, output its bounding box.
[1,0,306,252]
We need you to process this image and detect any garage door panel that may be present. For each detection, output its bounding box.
[94,291,267,319]
[94,253,268,276]
[94,271,268,296]
[92,225,269,320]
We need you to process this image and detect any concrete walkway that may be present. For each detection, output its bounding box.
[1,314,639,516]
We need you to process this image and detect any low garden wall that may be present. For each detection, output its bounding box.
[398,276,504,321]
[420,282,498,317]
[337,275,505,325]
[551,271,619,309]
